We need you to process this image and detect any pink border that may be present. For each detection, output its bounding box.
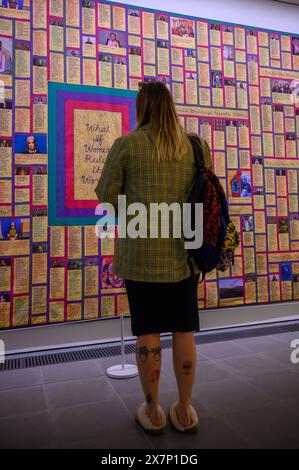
[64,99,130,209]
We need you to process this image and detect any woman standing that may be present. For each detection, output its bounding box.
[95,81,212,435]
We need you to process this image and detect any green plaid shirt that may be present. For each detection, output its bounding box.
[94,124,212,282]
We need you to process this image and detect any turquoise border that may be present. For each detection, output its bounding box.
[48,81,58,226]
[48,81,137,226]
[103,0,299,36]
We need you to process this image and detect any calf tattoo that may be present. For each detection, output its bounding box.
[137,346,161,363]
[146,393,152,405]
[137,346,149,363]
[150,369,160,383]
[182,361,193,375]
[152,347,161,362]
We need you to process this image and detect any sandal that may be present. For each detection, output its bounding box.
[134,402,166,435]
[168,401,198,434]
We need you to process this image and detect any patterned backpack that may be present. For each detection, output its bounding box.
[185,135,240,282]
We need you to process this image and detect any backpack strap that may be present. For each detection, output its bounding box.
[187,136,206,280]
[210,172,230,224]
[187,253,195,276]
[187,253,205,282]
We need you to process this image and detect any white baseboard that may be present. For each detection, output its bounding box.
[200,301,299,330]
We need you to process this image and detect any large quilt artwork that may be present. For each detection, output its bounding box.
[0,0,299,330]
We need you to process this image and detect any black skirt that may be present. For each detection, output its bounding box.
[124,273,200,336]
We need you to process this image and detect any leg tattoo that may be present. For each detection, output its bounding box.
[137,346,161,363]
[152,346,161,362]
[137,346,149,363]
[150,369,160,383]
[146,393,152,405]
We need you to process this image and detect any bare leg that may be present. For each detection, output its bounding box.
[172,332,196,426]
[136,333,163,426]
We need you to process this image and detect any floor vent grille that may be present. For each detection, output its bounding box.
[0,338,173,371]
[1,322,297,372]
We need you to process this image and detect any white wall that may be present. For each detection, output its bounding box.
[107,0,299,34]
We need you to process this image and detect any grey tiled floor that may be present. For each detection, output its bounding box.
[0,323,299,449]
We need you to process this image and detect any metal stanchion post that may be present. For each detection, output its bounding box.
[106,313,138,378]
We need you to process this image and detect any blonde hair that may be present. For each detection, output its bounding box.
[135,81,190,162]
